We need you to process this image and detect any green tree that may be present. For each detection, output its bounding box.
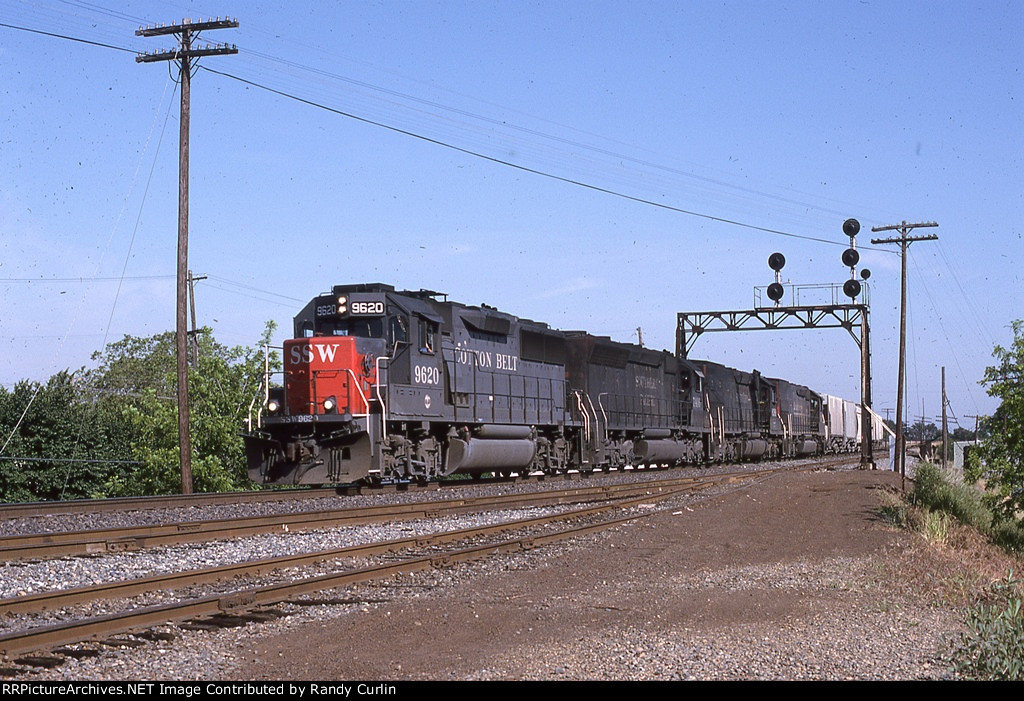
[0,325,276,501]
[952,427,977,442]
[0,371,131,502]
[966,319,1024,520]
[86,332,178,398]
[905,420,941,442]
[100,324,277,496]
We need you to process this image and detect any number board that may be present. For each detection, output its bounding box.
[315,294,386,318]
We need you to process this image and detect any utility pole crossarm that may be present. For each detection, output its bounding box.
[136,18,239,37]
[136,45,237,63]
[870,220,939,247]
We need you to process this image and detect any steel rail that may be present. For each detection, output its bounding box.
[0,478,720,658]
[0,476,529,520]
[0,487,346,520]
[0,475,717,561]
[0,451,876,520]
[0,477,726,617]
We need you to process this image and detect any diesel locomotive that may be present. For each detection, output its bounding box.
[244,283,884,485]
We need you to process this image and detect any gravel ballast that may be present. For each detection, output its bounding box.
[3,467,962,680]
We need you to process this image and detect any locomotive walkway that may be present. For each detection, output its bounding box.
[225,468,957,680]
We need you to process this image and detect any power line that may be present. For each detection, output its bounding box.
[0,20,134,52]
[0,456,140,465]
[201,65,856,250]
[2,18,898,250]
[204,275,306,303]
[240,47,864,222]
[0,276,175,283]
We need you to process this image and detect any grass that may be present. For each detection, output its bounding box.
[877,463,1024,679]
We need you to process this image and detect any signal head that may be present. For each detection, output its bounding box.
[843,218,860,237]
[841,248,860,267]
[767,282,785,301]
[843,279,862,298]
[860,268,871,280]
[768,252,786,272]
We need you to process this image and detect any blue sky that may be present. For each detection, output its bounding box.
[1,0,1021,430]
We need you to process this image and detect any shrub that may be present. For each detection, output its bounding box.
[991,520,1024,554]
[950,571,1024,680]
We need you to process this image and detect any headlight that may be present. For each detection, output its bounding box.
[267,399,280,414]
[323,397,336,413]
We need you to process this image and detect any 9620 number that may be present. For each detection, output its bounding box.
[414,364,440,385]
[350,301,385,315]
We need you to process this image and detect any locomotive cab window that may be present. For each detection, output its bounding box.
[680,369,703,394]
[419,319,438,354]
[388,314,409,349]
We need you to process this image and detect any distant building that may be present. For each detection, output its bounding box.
[952,441,978,480]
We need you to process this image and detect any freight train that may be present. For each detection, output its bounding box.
[244,283,886,485]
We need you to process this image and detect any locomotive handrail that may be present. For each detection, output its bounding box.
[584,393,602,442]
[343,368,371,415]
[703,393,714,438]
[246,385,261,432]
[247,342,283,431]
[573,391,590,443]
[375,354,389,430]
[246,344,269,431]
[597,393,609,441]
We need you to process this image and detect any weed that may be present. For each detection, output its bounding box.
[876,490,907,527]
[922,510,949,544]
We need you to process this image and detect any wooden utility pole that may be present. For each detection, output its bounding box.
[941,366,948,470]
[136,18,238,494]
[187,270,208,365]
[870,220,938,491]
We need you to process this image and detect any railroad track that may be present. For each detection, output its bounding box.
[0,475,715,561]
[0,464,804,665]
[0,476,531,520]
[0,452,877,521]
[0,455,871,562]
[0,487,343,520]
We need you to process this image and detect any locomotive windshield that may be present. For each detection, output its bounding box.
[316,317,385,338]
